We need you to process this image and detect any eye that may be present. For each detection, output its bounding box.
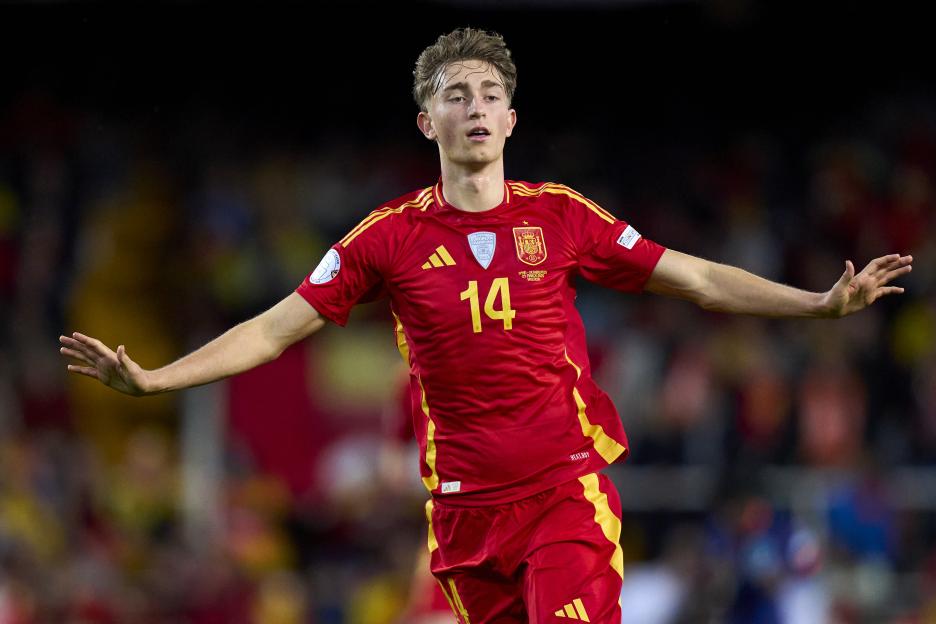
[448,96,466,103]
[485,95,500,102]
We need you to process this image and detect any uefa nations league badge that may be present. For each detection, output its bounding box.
[467,232,496,269]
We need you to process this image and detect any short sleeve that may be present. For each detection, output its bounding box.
[295,224,388,326]
[569,193,666,293]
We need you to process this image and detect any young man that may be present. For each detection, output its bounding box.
[60,28,911,623]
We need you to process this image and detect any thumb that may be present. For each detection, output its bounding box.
[838,260,855,286]
[117,345,128,369]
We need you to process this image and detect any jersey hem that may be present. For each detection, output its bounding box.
[428,450,626,508]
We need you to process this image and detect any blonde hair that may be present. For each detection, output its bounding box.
[412,27,517,111]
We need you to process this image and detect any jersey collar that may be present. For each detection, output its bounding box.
[432,179,513,218]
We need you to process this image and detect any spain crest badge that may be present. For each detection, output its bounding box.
[513,226,547,266]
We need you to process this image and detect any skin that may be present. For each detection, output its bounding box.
[60,58,913,396]
[645,250,911,318]
[416,60,516,213]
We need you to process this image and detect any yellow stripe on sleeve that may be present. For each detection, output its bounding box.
[339,207,392,246]
[547,183,618,222]
[578,473,624,579]
[509,182,617,224]
[339,188,433,247]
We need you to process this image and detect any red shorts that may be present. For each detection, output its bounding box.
[426,472,623,623]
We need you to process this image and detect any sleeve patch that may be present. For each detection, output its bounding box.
[309,249,341,284]
[616,225,641,250]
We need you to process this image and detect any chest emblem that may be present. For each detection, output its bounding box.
[467,231,496,269]
[513,226,547,266]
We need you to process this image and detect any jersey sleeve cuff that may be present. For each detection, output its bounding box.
[295,282,350,326]
[636,241,667,293]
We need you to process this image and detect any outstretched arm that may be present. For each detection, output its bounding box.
[59,292,326,396]
[645,249,912,318]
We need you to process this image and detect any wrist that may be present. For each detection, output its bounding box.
[140,369,165,395]
[815,290,840,319]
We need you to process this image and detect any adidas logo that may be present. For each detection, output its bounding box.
[421,245,457,269]
[554,598,590,621]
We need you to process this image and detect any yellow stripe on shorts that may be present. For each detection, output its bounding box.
[578,473,624,578]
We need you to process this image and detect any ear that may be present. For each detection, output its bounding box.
[505,108,517,138]
[417,111,437,141]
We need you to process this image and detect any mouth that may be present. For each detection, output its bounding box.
[466,126,491,142]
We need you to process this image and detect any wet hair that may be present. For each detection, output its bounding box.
[412,27,517,112]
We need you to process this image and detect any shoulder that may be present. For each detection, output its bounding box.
[507,180,592,207]
[507,180,561,199]
[507,180,617,223]
[339,186,434,248]
[382,185,436,211]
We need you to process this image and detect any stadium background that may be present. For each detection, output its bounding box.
[1,1,935,622]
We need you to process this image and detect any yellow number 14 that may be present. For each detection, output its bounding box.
[459,277,516,333]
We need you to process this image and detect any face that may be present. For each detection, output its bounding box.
[417,60,517,168]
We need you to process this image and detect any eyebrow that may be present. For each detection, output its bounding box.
[442,80,505,92]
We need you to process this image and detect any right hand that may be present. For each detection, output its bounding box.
[59,332,153,396]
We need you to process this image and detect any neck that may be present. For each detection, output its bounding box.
[438,158,505,213]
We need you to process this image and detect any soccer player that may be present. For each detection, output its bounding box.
[60,28,912,624]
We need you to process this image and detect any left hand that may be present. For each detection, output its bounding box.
[822,254,913,317]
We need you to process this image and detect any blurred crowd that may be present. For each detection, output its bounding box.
[2,45,936,624]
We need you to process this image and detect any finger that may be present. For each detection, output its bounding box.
[60,336,98,360]
[880,265,912,284]
[874,254,899,270]
[876,286,905,297]
[839,260,855,285]
[880,254,910,274]
[873,254,913,276]
[866,255,897,277]
[71,332,113,357]
[116,345,129,371]
[59,347,93,365]
[66,365,101,380]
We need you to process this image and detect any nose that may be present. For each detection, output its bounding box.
[467,96,486,118]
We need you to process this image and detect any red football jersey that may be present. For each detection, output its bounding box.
[296,180,666,505]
